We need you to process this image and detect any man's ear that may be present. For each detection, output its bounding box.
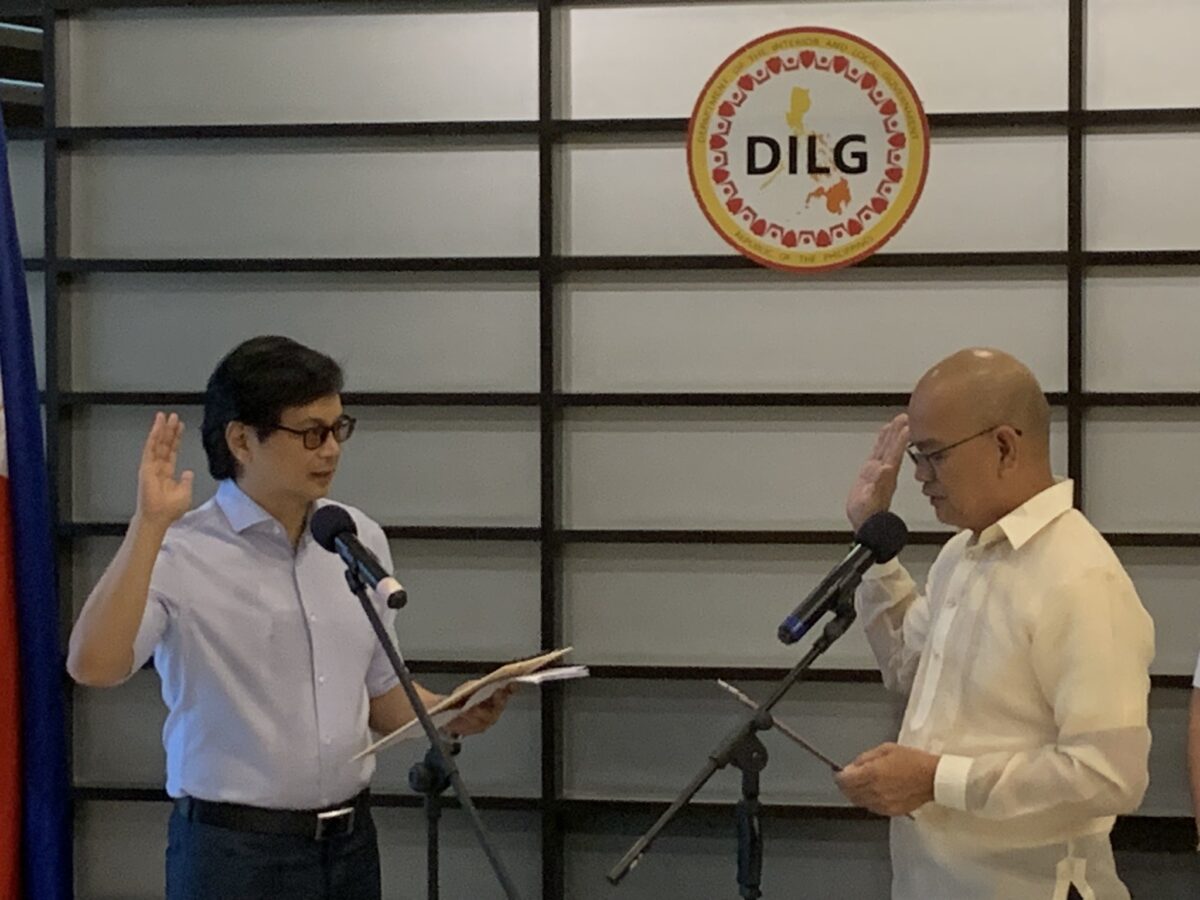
[225,421,252,468]
[995,425,1021,473]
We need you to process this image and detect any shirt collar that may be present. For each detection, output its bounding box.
[215,479,277,534]
[215,480,330,550]
[975,479,1074,552]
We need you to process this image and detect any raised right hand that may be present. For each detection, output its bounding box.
[136,412,194,527]
[845,413,909,532]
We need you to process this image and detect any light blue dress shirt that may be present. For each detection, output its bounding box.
[133,479,399,809]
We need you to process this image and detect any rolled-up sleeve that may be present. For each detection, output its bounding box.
[130,540,178,675]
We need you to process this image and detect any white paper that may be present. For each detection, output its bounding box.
[351,651,585,760]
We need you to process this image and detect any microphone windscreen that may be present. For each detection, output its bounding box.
[854,511,908,564]
[310,504,357,552]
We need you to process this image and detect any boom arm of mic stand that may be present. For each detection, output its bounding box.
[607,593,858,887]
[341,569,524,900]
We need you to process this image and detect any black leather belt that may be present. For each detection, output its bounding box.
[174,789,370,841]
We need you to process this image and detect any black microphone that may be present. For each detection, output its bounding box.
[777,511,907,645]
[310,505,408,609]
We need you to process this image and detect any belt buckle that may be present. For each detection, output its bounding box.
[314,806,355,841]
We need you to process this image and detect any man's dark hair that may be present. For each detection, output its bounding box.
[201,336,344,480]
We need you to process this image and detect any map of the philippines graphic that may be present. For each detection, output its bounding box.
[758,87,853,217]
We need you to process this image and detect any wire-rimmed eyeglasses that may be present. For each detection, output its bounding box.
[905,424,1022,470]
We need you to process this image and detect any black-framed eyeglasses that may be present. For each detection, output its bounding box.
[906,425,1022,470]
[270,414,357,450]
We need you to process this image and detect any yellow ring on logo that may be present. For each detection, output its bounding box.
[688,28,929,272]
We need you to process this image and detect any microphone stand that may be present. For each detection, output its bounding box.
[409,741,459,900]
[607,585,859,898]
[340,567,523,900]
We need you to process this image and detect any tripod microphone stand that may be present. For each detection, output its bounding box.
[408,739,461,900]
[340,567,523,900]
[608,586,859,898]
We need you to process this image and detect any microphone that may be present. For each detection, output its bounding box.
[310,505,408,609]
[777,511,907,645]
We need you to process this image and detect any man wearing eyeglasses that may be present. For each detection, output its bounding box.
[66,336,511,900]
[833,348,1153,900]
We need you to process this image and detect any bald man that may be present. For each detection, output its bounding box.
[834,349,1153,900]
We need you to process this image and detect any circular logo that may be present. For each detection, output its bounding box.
[688,27,929,272]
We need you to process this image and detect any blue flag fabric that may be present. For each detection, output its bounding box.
[0,107,72,900]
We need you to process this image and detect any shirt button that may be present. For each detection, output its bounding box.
[310,614,317,623]
[318,675,326,685]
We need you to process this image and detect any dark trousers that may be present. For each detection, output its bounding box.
[165,804,381,900]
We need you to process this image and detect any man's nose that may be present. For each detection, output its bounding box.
[318,432,341,458]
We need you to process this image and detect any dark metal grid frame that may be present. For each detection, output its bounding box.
[12,0,1198,890]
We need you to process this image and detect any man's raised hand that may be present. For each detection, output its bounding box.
[136,412,194,528]
[845,413,909,531]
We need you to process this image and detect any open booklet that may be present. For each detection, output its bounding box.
[353,647,588,760]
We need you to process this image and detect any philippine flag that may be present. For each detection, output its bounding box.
[0,107,71,898]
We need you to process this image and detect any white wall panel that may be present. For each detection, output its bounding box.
[1084,269,1200,391]
[341,408,540,526]
[26,272,46,390]
[9,140,43,257]
[562,271,1068,393]
[883,136,1067,253]
[1120,850,1200,900]
[386,541,541,661]
[70,536,121,617]
[72,406,540,525]
[66,9,538,124]
[566,1,1067,119]
[375,808,543,900]
[69,273,540,392]
[562,143,728,256]
[563,679,905,804]
[72,406,211,523]
[1084,410,1200,532]
[372,674,541,798]
[1088,0,1200,109]
[567,819,891,899]
[564,137,1066,255]
[69,142,539,258]
[75,801,171,900]
[1142,689,1193,817]
[1118,548,1200,677]
[74,670,166,788]
[562,408,1067,531]
[563,408,907,530]
[563,544,939,669]
[1086,133,1200,251]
